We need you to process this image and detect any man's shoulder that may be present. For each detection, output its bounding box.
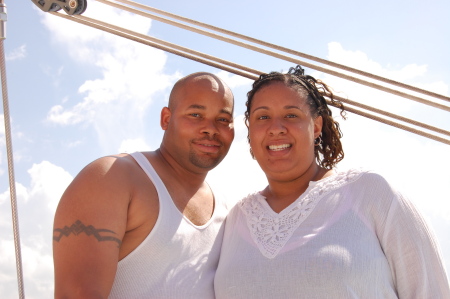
[85,152,150,175]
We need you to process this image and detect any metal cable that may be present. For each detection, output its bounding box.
[68,13,264,78]
[96,0,450,112]
[334,95,450,137]
[333,100,450,146]
[51,12,258,80]
[110,0,450,104]
[0,38,26,299]
[52,11,450,145]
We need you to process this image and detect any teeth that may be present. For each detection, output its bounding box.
[268,144,291,151]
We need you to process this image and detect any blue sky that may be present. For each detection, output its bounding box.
[1,0,449,297]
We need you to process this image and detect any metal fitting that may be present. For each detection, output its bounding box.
[0,0,7,40]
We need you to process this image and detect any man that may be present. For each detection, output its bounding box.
[53,72,235,298]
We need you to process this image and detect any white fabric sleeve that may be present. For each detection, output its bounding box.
[379,187,450,298]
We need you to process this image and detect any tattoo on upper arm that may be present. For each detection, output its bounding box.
[53,220,122,247]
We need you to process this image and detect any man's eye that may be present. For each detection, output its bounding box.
[286,114,297,118]
[190,113,201,117]
[218,118,231,123]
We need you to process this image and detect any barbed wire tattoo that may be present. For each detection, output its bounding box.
[53,220,121,247]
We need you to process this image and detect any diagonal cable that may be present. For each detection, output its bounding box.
[51,12,261,80]
[50,11,450,146]
[96,0,450,112]
[109,0,450,105]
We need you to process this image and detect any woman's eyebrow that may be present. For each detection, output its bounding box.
[251,106,269,114]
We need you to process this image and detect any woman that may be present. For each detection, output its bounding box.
[214,66,449,298]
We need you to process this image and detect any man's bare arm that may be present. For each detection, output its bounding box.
[53,156,132,299]
[53,219,122,246]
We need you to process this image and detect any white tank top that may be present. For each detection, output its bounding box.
[108,152,228,299]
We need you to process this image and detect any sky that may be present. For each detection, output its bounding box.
[1,0,449,297]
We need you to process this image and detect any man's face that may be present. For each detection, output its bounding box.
[162,76,234,172]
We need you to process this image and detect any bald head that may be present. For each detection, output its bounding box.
[168,72,233,112]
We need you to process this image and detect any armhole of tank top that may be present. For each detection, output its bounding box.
[125,152,165,247]
[129,152,163,189]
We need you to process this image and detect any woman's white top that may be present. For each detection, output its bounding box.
[214,168,450,298]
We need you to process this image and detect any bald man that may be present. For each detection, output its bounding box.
[53,72,235,298]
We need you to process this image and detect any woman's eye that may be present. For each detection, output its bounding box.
[286,114,297,118]
[190,113,201,117]
[258,115,269,120]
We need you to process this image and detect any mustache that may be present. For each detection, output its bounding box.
[193,136,223,146]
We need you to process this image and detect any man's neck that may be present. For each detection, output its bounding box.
[151,148,208,188]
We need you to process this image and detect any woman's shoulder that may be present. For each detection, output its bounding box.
[237,191,263,208]
[334,167,394,189]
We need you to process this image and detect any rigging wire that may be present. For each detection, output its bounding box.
[96,0,450,113]
[51,11,450,146]
[1,0,25,297]
[109,0,450,104]
[1,1,447,297]
[52,13,263,79]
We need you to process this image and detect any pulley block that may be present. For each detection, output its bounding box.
[31,0,87,15]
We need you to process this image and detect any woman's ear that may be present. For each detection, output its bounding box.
[160,107,171,130]
[314,115,323,138]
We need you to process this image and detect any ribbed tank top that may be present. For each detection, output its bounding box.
[108,152,228,299]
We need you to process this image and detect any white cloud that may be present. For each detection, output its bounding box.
[216,70,253,89]
[118,138,152,153]
[0,240,20,299]
[322,42,448,113]
[6,45,27,61]
[41,2,179,153]
[0,161,73,299]
[327,42,429,81]
[47,104,87,125]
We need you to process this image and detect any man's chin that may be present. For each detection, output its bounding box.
[189,153,223,170]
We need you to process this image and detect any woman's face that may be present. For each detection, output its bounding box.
[248,82,322,181]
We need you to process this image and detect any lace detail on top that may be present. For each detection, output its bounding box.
[239,168,364,259]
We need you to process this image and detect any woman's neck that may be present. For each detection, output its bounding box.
[262,166,333,213]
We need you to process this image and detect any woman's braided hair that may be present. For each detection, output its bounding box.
[245,65,346,169]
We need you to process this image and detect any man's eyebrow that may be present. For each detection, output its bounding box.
[187,105,233,117]
[187,104,206,110]
[220,108,233,117]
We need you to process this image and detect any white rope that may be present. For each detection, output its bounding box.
[96,0,450,113]
[51,11,450,146]
[110,0,450,105]
[59,13,263,79]
[0,7,26,296]
[333,100,450,146]
[335,95,450,137]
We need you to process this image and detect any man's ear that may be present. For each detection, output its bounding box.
[160,107,171,130]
